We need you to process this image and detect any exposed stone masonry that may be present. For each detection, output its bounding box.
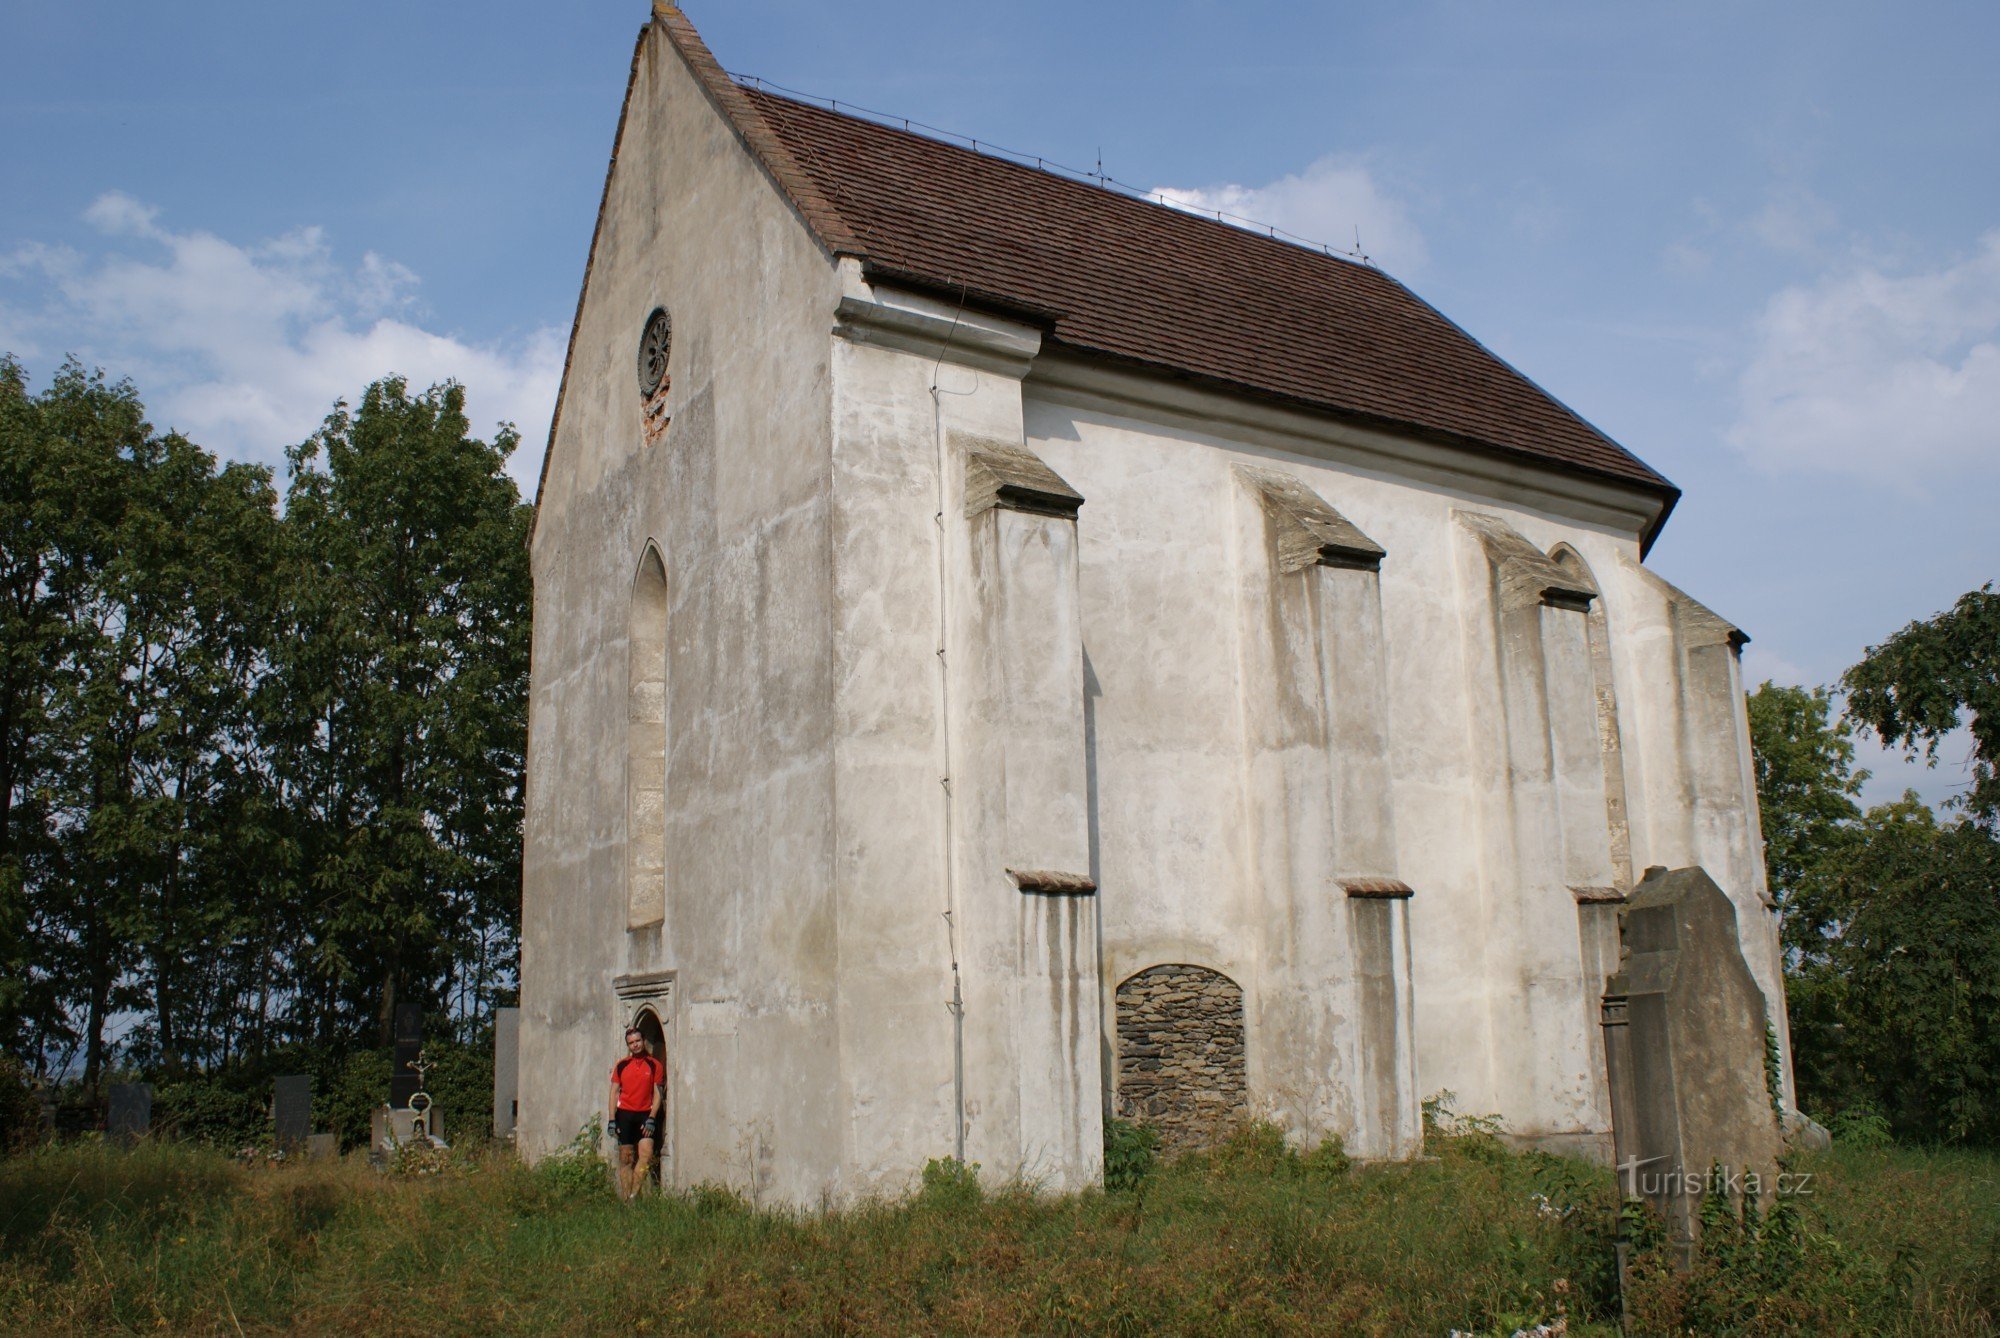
[1114,964,1248,1153]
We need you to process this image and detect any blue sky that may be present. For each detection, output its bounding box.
[5,2,1996,808]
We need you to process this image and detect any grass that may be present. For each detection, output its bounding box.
[0,1128,1994,1335]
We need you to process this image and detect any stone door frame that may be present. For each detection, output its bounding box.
[614,969,678,1186]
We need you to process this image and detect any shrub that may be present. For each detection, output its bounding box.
[1830,1106,1895,1149]
[320,1050,393,1151]
[0,1050,39,1155]
[1302,1132,1351,1181]
[153,1076,265,1148]
[917,1155,982,1208]
[1624,1187,1832,1331]
[1200,1120,1350,1182]
[1102,1117,1158,1191]
[531,1120,612,1203]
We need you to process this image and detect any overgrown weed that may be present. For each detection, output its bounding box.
[0,1133,1992,1333]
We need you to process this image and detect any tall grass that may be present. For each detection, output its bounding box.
[1,1129,1993,1334]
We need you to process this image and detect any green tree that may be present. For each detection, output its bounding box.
[64,418,280,1078]
[0,360,147,1070]
[1843,584,2000,824]
[1785,798,2000,1143]
[1745,682,1864,959]
[267,377,530,1048]
[5,361,284,1084]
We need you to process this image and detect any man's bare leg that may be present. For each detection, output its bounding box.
[616,1143,637,1199]
[635,1136,656,1194]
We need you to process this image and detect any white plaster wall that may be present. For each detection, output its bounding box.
[519,23,845,1205]
[825,294,1106,1195]
[1022,359,1786,1151]
[523,29,1788,1192]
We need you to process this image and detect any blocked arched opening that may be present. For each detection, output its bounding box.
[627,543,668,928]
[1114,963,1248,1153]
[1548,544,1631,890]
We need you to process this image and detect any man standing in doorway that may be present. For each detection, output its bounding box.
[607,1025,665,1199]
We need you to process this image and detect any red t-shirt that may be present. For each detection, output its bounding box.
[612,1054,664,1112]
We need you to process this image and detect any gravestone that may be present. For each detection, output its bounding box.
[493,1005,520,1141]
[390,1002,423,1109]
[1601,866,1782,1264]
[274,1074,312,1149]
[306,1133,339,1161]
[106,1082,152,1143]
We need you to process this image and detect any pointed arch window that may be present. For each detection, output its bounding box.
[627,544,668,928]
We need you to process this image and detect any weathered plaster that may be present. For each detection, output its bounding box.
[524,15,1793,1203]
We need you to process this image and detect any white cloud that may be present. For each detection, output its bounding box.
[1151,155,1427,277]
[1746,185,1838,260]
[1740,644,1810,688]
[1727,230,2000,481]
[2,193,563,495]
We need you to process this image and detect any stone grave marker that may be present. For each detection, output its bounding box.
[390,1002,424,1109]
[306,1133,339,1161]
[274,1074,312,1149]
[493,1005,520,1140]
[106,1082,152,1143]
[1601,865,1783,1265]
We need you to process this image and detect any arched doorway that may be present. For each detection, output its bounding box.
[631,1005,668,1186]
[1114,964,1248,1153]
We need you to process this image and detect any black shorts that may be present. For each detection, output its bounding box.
[613,1109,655,1147]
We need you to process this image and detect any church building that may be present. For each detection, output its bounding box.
[519,3,1795,1204]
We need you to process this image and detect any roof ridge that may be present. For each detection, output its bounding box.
[651,3,867,257]
[741,83,1383,278]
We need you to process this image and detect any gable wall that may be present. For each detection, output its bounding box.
[519,22,844,1201]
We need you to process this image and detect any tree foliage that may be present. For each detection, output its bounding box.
[269,378,530,1047]
[1750,652,2000,1145]
[1843,584,2000,824]
[0,358,528,1092]
[1745,683,1863,958]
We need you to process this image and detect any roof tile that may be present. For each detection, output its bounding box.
[656,5,1673,499]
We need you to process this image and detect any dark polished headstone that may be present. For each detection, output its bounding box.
[274,1074,312,1148]
[107,1083,152,1143]
[391,1003,424,1108]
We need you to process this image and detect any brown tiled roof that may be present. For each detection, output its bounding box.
[655,4,1675,509]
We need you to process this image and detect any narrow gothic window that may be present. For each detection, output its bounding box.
[627,545,668,928]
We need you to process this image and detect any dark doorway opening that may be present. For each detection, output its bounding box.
[632,1006,667,1186]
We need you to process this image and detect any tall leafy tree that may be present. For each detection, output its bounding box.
[67,424,279,1078]
[1751,652,2000,1143]
[0,359,128,1060]
[268,378,530,1047]
[1784,798,2000,1143]
[5,361,283,1083]
[1745,682,1864,959]
[1843,584,2000,824]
